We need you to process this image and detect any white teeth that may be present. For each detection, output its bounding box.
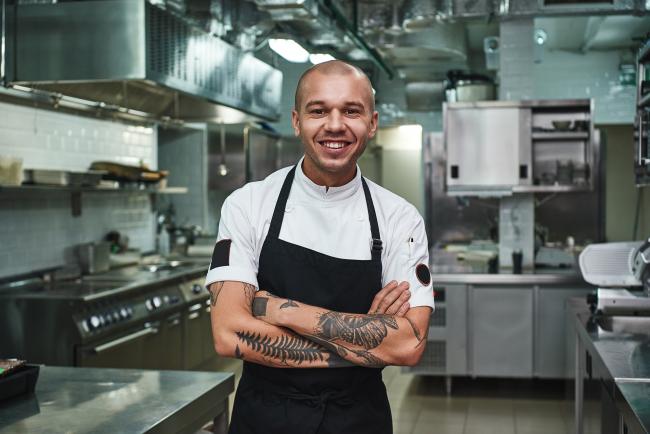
[321,141,347,149]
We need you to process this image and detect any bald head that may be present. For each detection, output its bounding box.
[294,60,375,112]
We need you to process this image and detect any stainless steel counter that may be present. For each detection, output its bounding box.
[570,298,650,433]
[432,270,585,285]
[0,366,234,434]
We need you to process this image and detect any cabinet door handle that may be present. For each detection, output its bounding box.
[188,312,200,320]
[93,327,158,354]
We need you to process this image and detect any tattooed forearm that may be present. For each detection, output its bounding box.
[315,312,398,349]
[235,330,328,365]
[306,333,388,368]
[209,282,225,306]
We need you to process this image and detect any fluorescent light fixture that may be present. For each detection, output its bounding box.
[309,53,336,65]
[268,38,309,63]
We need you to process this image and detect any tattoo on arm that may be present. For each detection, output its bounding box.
[308,333,388,368]
[209,282,225,306]
[235,345,244,359]
[252,297,268,317]
[235,330,328,365]
[315,312,398,349]
[243,284,256,308]
[280,299,299,309]
[406,316,427,348]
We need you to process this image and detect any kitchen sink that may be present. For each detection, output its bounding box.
[596,315,650,336]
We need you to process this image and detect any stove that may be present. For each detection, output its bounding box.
[0,262,214,370]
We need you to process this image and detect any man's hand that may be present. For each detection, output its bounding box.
[367,281,410,316]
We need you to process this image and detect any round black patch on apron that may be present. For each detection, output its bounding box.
[416,263,431,286]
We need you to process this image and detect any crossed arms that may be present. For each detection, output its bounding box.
[209,280,431,368]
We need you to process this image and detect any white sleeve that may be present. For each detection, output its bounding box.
[204,191,259,290]
[382,205,435,310]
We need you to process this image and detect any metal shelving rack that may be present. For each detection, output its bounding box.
[0,184,188,216]
[635,38,650,186]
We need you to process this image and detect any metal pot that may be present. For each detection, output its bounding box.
[76,242,111,275]
[445,70,495,102]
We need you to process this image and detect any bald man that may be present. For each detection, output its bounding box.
[206,61,434,434]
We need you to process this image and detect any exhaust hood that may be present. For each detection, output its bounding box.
[9,0,283,122]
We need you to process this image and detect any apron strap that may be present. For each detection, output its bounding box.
[268,165,297,239]
[267,165,383,263]
[361,177,383,261]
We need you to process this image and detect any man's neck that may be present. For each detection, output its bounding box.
[301,159,356,188]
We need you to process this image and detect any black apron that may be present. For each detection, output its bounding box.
[228,166,392,434]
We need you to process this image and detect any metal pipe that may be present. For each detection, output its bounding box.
[316,0,395,79]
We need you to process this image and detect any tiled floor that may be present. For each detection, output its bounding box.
[217,361,587,434]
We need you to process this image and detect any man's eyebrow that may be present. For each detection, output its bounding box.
[304,100,366,109]
[304,100,325,108]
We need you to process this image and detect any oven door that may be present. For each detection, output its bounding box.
[76,322,160,368]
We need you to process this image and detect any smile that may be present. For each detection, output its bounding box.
[318,141,352,149]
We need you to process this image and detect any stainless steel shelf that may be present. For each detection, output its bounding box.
[532,132,589,141]
[0,185,188,194]
[512,185,591,193]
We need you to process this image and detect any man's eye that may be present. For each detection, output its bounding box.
[345,109,360,115]
[310,109,324,115]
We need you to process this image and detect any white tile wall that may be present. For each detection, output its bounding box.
[0,101,158,278]
[499,19,535,101]
[158,126,209,231]
[0,102,156,171]
[532,50,636,124]
[499,19,636,124]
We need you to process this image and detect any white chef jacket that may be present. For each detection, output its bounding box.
[205,157,434,310]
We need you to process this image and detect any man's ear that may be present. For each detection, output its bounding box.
[367,111,379,139]
[291,109,300,137]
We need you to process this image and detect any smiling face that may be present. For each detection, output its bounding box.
[292,63,378,187]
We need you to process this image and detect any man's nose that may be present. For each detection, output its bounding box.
[325,110,345,132]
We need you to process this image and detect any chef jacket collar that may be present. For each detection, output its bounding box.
[295,156,362,201]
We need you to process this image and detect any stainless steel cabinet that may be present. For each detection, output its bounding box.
[445,102,532,195]
[469,286,534,377]
[444,99,595,196]
[535,286,592,378]
[408,285,467,376]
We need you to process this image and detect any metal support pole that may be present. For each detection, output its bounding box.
[575,329,584,434]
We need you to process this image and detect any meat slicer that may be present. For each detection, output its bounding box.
[579,238,650,316]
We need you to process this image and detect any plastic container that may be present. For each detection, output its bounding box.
[0,364,40,401]
[0,156,23,186]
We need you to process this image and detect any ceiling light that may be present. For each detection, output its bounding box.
[268,39,309,63]
[309,53,335,65]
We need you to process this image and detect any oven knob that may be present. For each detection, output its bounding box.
[145,299,153,311]
[192,284,203,294]
[169,295,180,304]
[112,311,121,322]
[81,319,90,332]
[104,313,113,325]
[153,296,162,309]
[89,315,101,329]
[127,306,134,317]
[120,307,129,319]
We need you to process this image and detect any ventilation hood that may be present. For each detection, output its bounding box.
[8,0,283,123]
